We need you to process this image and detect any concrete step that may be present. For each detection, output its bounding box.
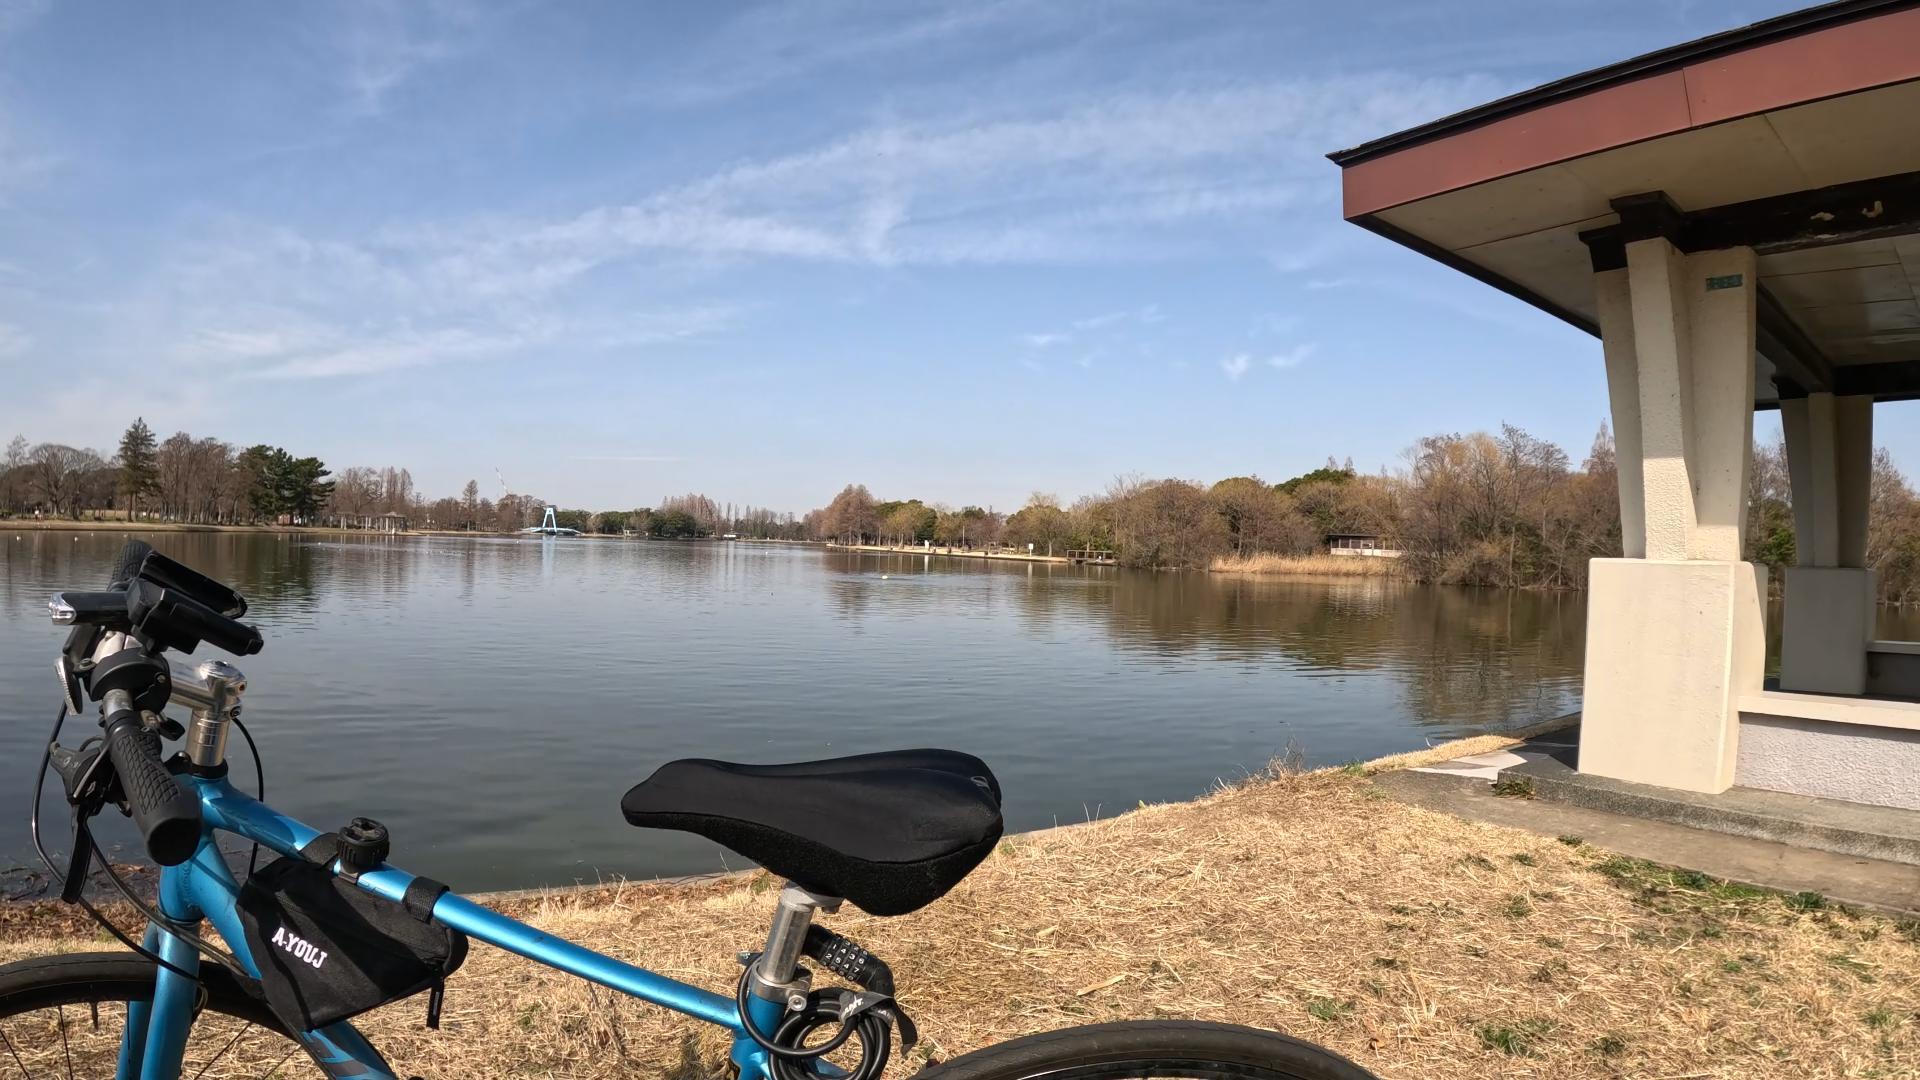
[1377,767,1920,918]
[1497,754,1920,867]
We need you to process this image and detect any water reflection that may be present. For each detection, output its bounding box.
[821,551,1588,732]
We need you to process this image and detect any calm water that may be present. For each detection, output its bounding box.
[3,532,1601,891]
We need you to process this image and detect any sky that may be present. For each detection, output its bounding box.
[0,0,1903,514]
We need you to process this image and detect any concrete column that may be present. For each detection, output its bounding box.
[1624,238,1697,561]
[1782,394,1839,566]
[1835,395,1873,569]
[1580,237,1766,793]
[1593,268,1646,558]
[1682,247,1757,562]
[1779,392,1876,694]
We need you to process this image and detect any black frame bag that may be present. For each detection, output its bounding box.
[237,836,467,1032]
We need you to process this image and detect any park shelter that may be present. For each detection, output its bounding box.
[1330,0,1920,810]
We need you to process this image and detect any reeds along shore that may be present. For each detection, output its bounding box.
[1209,552,1400,577]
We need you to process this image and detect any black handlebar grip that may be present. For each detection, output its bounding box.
[102,709,202,866]
[107,541,154,590]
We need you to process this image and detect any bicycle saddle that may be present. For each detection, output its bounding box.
[621,748,1004,916]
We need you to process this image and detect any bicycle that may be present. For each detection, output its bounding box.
[4,540,1377,1080]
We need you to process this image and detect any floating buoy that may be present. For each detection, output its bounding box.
[881,574,890,580]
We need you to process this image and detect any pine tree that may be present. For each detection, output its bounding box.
[117,418,159,520]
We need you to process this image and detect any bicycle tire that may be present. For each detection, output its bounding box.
[0,952,317,1077]
[913,1020,1379,1080]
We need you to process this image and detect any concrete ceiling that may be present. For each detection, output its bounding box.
[1366,77,1920,404]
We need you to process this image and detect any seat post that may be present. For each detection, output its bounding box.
[749,883,841,1004]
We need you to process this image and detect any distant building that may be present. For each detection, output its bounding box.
[338,512,409,533]
[1326,533,1402,559]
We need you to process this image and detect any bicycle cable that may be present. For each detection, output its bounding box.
[232,711,265,878]
[32,701,252,983]
[733,965,892,1080]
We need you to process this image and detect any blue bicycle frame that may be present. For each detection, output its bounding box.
[124,772,784,1080]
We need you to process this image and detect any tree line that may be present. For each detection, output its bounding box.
[17,417,1920,602]
[804,423,1920,602]
[2,422,337,525]
[0,420,804,541]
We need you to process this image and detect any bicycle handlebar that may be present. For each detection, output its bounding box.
[100,689,202,866]
[85,542,209,865]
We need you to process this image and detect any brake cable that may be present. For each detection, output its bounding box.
[32,702,252,984]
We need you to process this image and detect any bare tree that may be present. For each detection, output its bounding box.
[817,485,877,544]
[332,466,381,523]
[28,444,102,518]
[1,435,28,512]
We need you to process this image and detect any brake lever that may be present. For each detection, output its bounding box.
[48,741,113,905]
[50,740,112,806]
[59,818,94,904]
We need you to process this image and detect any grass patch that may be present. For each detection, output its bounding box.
[1490,776,1535,800]
[1476,1018,1555,1057]
[1306,997,1354,1022]
[1508,852,1538,867]
[1504,894,1534,919]
[1826,953,1876,982]
[1786,891,1826,913]
[1555,834,1584,847]
[1588,855,1778,913]
[1592,1033,1628,1057]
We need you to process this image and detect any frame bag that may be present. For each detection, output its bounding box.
[236,834,467,1031]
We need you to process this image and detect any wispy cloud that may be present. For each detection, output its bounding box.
[0,0,48,38]
[567,454,685,464]
[0,320,28,356]
[1022,304,1165,351]
[333,0,485,116]
[1220,353,1250,381]
[385,71,1499,281]
[182,305,734,381]
[1268,343,1315,369]
[1072,303,1162,331]
[650,0,1043,106]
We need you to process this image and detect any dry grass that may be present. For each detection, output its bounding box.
[1210,553,1401,578]
[1355,715,1578,775]
[7,763,1917,1078]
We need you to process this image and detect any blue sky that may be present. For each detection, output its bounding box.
[0,0,1894,513]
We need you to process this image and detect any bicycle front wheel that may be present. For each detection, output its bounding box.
[915,1021,1378,1080]
[0,952,316,1078]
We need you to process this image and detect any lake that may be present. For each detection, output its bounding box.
[7,531,1597,892]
